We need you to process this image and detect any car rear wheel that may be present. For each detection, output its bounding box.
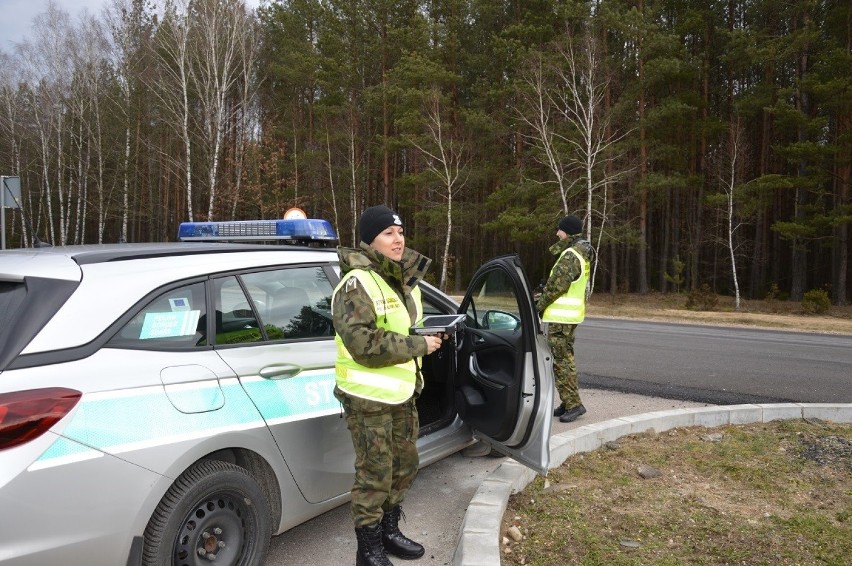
[142,459,272,566]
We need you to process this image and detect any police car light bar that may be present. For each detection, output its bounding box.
[178,218,338,245]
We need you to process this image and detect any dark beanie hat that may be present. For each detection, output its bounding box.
[359,205,403,244]
[558,214,583,235]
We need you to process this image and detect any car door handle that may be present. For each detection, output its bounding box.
[259,364,302,380]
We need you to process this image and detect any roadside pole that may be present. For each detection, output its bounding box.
[1,176,22,250]
[1,175,6,250]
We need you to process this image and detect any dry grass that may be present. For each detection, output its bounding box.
[502,420,852,565]
[497,293,852,564]
[588,292,852,335]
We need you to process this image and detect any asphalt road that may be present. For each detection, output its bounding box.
[265,319,852,564]
[576,318,852,404]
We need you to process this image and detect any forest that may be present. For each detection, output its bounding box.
[0,0,849,304]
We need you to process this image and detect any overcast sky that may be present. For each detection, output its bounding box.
[0,0,263,52]
[1,0,104,49]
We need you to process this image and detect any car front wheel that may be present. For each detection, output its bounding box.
[142,459,272,566]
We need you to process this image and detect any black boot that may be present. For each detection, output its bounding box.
[381,505,425,560]
[553,403,566,417]
[559,404,587,423]
[355,523,393,566]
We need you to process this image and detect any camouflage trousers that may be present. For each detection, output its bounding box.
[546,323,582,409]
[334,387,420,527]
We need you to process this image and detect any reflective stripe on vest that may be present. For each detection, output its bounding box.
[541,247,590,324]
[332,270,422,404]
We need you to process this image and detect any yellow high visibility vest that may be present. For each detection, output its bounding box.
[541,247,590,324]
[333,269,422,404]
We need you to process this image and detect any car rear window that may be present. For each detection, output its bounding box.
[0,277,79,371]
[0,281,27,328]
[107,282,208,349]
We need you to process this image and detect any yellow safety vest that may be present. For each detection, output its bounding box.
[541,247,590,324]
[333,269,423,404]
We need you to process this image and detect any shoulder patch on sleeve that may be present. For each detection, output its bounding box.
[344,276,359,292]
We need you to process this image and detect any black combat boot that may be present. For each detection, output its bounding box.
[559,403,587,423]
[381,505,425,560]
[355,523,393,566]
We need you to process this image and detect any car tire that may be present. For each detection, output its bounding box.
[142,459,272,566]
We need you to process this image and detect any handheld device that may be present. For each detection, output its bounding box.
[410,314,466,336]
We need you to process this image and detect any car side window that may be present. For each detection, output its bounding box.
[213,276,263,345]
[240,267,335,340]
[420,294,446,317]
[108,282,207,348]
[463,269,522,331]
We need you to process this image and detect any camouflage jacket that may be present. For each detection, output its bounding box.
[333,242,432,374]
[537,236,595,316]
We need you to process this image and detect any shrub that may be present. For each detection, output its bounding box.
[801,288,830,315]
[685,284,719,311]
[664,255,685,293]
[765,283,782,313]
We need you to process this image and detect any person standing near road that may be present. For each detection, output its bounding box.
[538,214,595,423]
[332,205,444,566]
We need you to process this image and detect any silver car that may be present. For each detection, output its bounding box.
[0,233,552,565]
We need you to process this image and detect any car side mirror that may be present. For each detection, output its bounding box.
[483,310,519,331]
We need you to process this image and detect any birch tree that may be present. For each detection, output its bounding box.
[323,120,341,235]
[0,54,23,177]
[155,1,195,221]
[720,119,746,310]
[192,0,253,220]
[516,31,630,294]
[0,54,28,245]
[557,33,631,293]
[405,88,469,292]
[18,2,74,244]
[516,52,581,215]
[229,10,261,218]
[68,14,110,244]
[105,0,154,242]
[346,110,362,246]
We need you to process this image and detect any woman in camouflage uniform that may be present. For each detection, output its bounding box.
[332,205,444,566]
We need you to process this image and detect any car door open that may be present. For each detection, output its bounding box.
[454,254,553,475]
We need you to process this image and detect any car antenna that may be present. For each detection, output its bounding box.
[33,235,53,248]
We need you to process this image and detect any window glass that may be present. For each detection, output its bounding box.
[213,276,263,345]
[109,282,207,348]
[0,281,26,358]
[240,267,334,340]
[421,294,445,317]
[463,270,522,332]
[0,281,25,329]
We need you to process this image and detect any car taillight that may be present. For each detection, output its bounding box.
[0,388,82,451]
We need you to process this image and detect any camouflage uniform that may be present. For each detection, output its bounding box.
[333,242,431,528]
[537,236,594,410]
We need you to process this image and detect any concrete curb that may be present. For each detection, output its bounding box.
[451,403,852,566]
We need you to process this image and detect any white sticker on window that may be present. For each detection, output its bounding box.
[169,297,191,311]
[140,310,201,339]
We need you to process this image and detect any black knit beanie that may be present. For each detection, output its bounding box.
[558,214,583,235]
[359,205,403,244]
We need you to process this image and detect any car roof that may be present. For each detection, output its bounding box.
[2,243,339,355]
[2,241,327,261]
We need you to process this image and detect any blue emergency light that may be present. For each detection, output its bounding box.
[177,218,338,246]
